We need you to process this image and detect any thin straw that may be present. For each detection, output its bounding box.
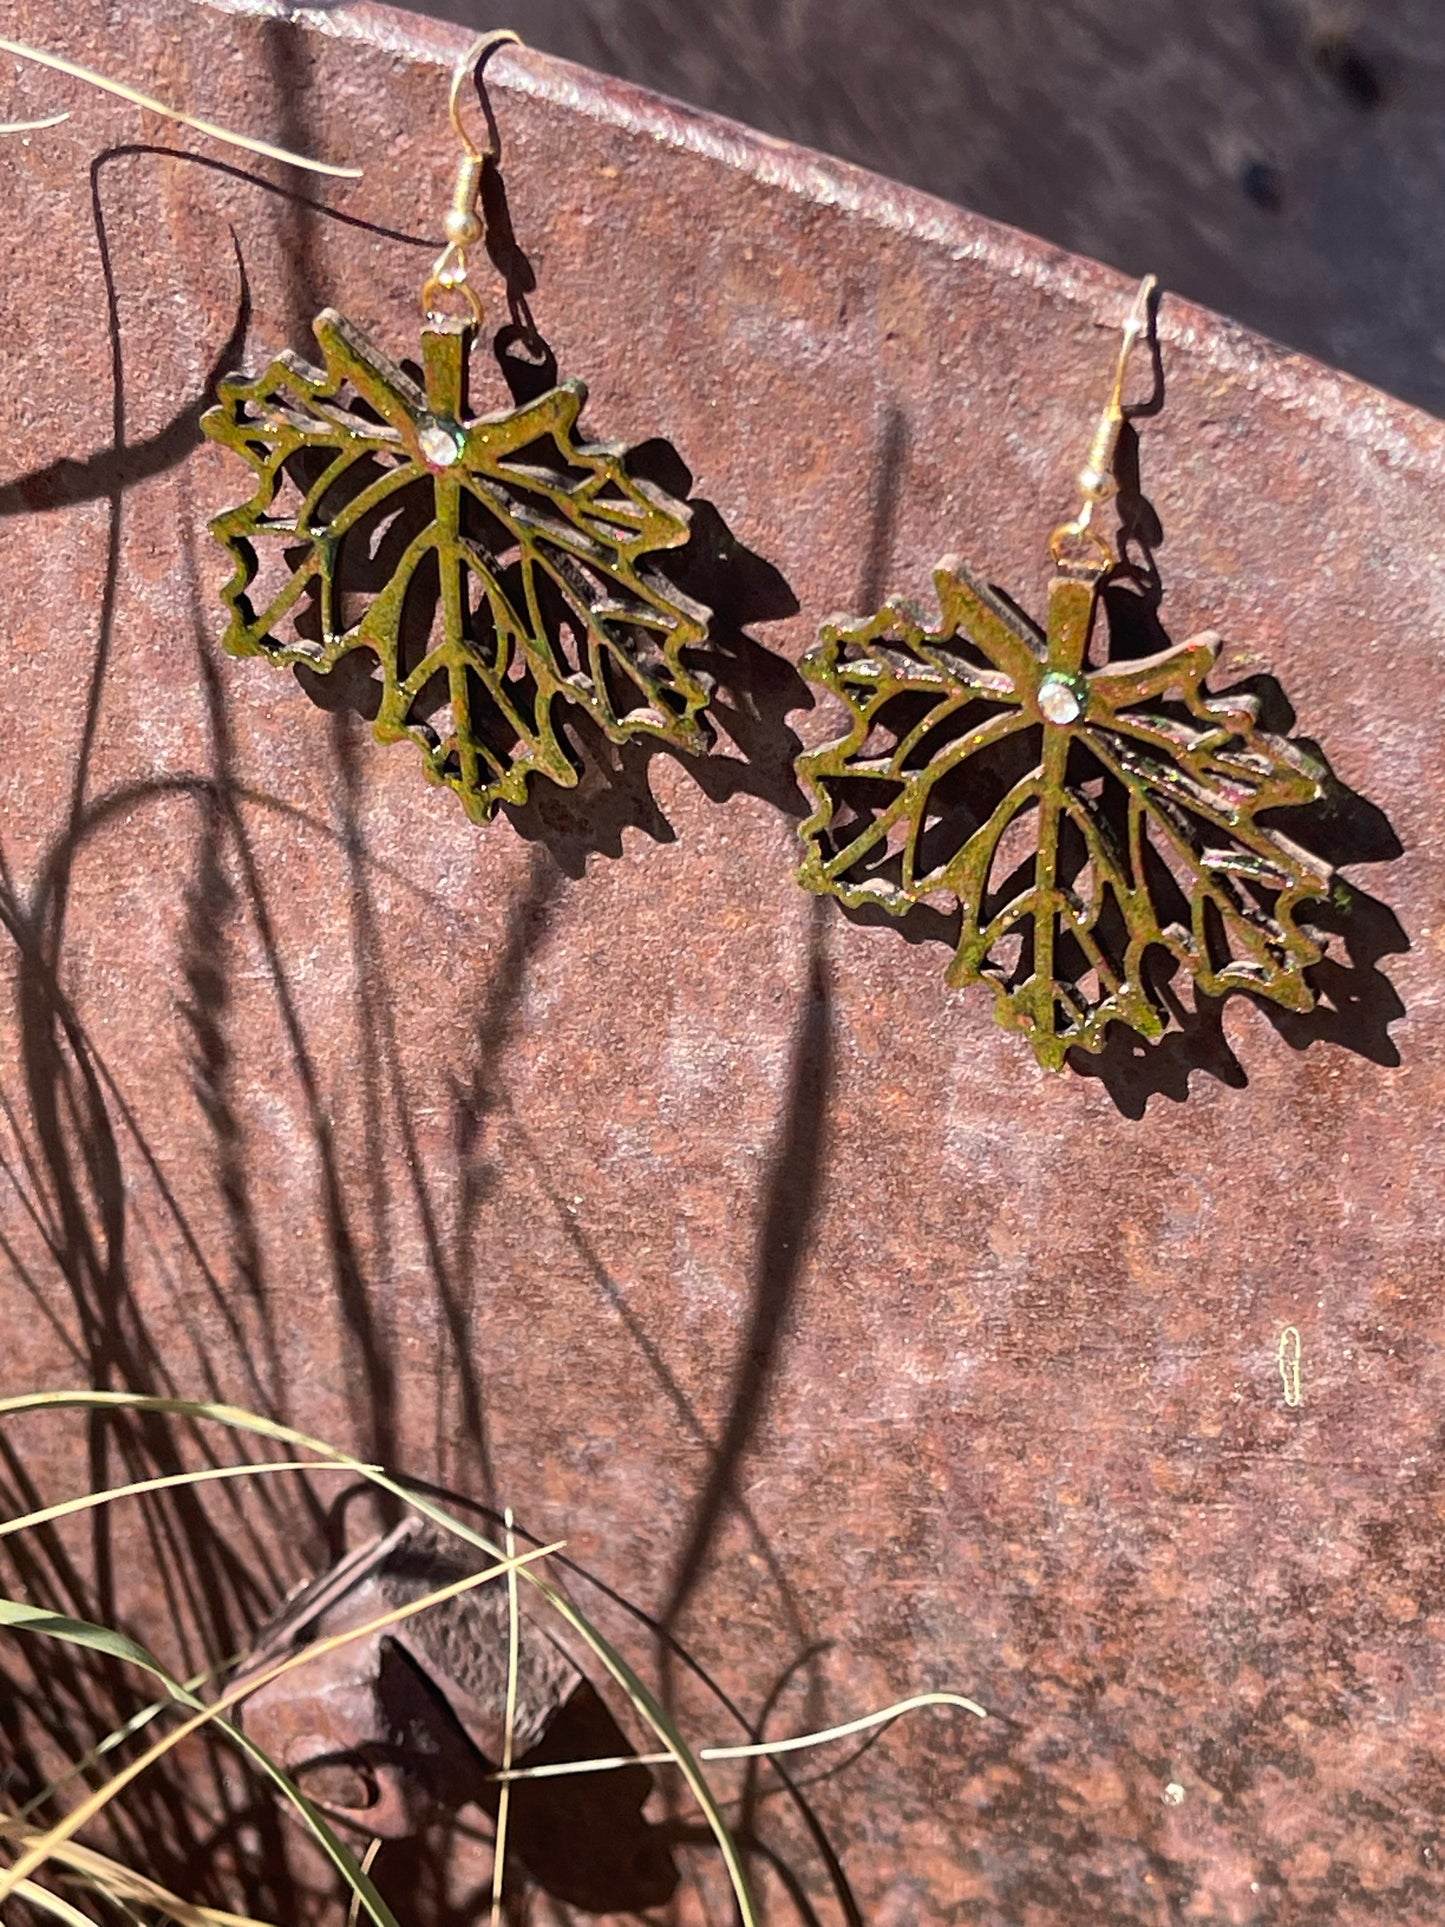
[0,110,69,133]
[0,36,361,176]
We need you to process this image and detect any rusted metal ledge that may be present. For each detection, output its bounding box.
[0,1,1442,1920]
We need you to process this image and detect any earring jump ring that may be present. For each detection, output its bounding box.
[421,270,486,329]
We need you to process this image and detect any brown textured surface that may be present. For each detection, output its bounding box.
[0,1,1443,1920]
[387,0,1445,419]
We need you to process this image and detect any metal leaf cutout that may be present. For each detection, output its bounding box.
[201,309,711,821]
[797,559,1334,1070]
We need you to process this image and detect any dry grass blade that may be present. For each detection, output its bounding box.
[0,1600,394,1926]
[0,1540,560,1908]
[488,1508,520,1927]
[493,1690,988,1782]
[12,1877,98,1927]
[0,1392,762,1927]
[0,1460,349,1540]
[16,1667,222,1820]
[0,111,69,133]
[0,35,362,176]
[705,1688,985,1761]
[346,1841,382,1927]
[1,1824,277,1927]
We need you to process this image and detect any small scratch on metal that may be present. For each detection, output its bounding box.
[1278,1326,1302,1408]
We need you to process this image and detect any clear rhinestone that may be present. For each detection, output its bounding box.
[1037,674,1083,725]
[418,423,461,468]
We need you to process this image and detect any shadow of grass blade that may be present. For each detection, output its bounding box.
[0,1391,763,1927]
[0,1544,557,1920]
[0,1598,402,1927]
[2,1828,280,1927]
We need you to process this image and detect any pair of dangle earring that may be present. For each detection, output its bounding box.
[202,32,713,825]
[795,279,1338,1070]
[197,32,1344,1074]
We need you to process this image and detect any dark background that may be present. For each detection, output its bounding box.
[381,0,1445,416]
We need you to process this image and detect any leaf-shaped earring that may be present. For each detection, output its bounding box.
[201,31,711,824]
[797,278,1336,1071]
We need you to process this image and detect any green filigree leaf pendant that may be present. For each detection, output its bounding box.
[796,280,1334,1070]
[201,310,712,823]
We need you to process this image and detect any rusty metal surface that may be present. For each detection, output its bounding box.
[0,0,1443,1920]
[391,0,1445,419]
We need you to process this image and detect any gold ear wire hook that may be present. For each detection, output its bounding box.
[422,29,522,327]
[0,34,360,175]
[1049,273,1158,571]
[448,28,519,162]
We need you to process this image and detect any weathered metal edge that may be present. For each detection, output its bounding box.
[188,0,1445,474]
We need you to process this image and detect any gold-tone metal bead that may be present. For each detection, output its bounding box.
[1049,273,1157,570]
[444,205,483,246]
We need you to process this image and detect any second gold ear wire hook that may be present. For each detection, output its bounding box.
[1049,273,1158,572]
[422,29,522,328]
